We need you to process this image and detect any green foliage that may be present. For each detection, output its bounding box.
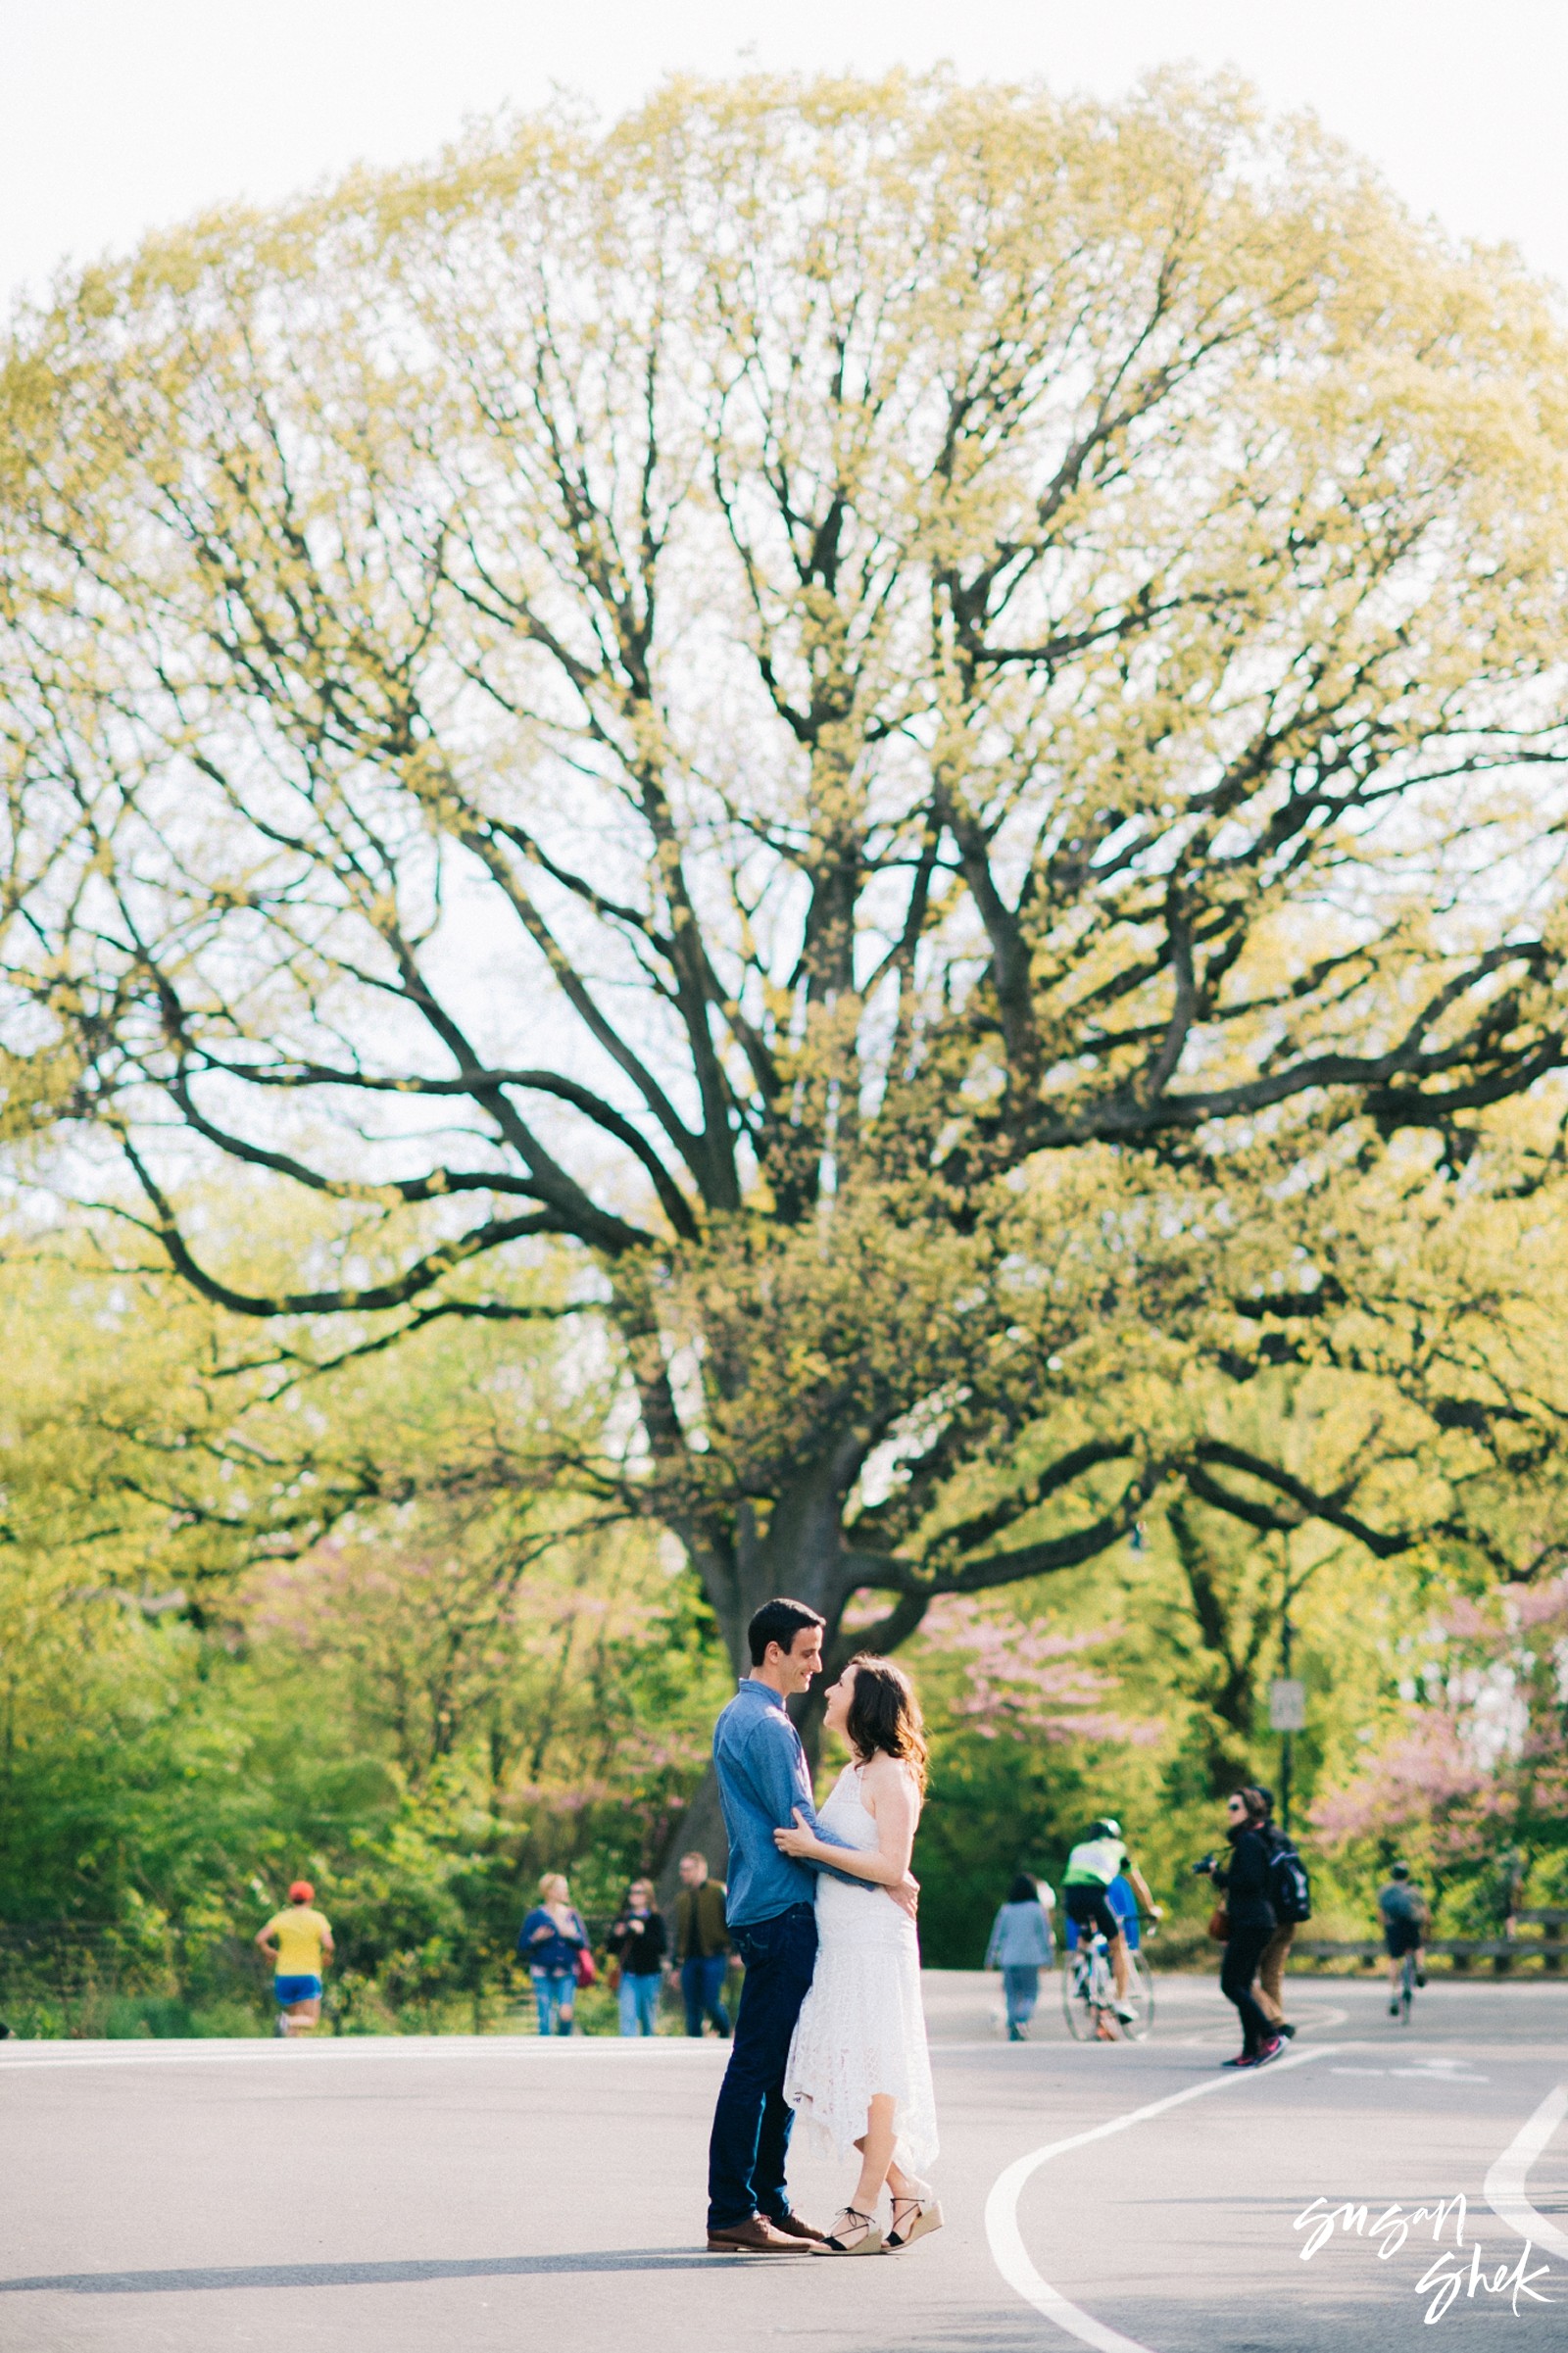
[8,29,1568,1989]
[0,1228,730,2030]
[0,1203,1555,2015]
[4,68,1568,1699]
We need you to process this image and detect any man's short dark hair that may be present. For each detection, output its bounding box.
[747,1597,826,1665]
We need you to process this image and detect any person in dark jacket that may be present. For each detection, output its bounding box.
[517,1872,589,2035]
[610,1878,668,2035]
[669,1851,734,2037]
[1250,1786,1297,2042]
[1209,1788,1282,2069]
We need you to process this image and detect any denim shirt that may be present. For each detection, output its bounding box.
[712,1679,868,1927]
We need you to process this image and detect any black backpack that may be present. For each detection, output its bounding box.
[1268,1831,1312,1923]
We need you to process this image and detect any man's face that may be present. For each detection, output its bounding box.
[679,1857,706,1887]
[777,1626,823,1695]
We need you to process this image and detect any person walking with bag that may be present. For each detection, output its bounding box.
[518,1872,589,2036]
[986,1874,1054,2040]
[1252,1786,1309,2040]
[670,1851,734,2037]
[1206,1788,1283,2069]
[610,1879,667,2036]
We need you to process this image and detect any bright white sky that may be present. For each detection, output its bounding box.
[4,0,1568,317]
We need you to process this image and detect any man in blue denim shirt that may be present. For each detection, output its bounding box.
[705,1596,917,2253]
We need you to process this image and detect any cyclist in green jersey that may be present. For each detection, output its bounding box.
[1061,1819,1161,2016]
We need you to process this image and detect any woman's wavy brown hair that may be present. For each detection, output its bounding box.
[844,1653,928,1792]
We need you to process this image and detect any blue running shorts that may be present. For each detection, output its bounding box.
[273,1974,322,2005]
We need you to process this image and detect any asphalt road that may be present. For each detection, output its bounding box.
[4,1970,1566,2352]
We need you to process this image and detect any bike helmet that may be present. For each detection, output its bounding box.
[1091,1818,1121,1839]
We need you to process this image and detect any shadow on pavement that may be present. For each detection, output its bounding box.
[0,2249,766,2295]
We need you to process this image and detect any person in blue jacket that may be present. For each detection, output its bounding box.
[516,1872,589,2035]
[986,1874,1055,2038]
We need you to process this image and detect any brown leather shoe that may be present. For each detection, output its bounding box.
[706,2214,806,2254]
[766,2210,828,2244]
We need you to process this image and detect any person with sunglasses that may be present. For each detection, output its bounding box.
[1206,1788,1284,2069]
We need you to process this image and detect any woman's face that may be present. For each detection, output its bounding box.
[630,1884,651,1911]
[546,1879,569,1906]
[823,1664,857,1740]
[1224,1795,1250,1833]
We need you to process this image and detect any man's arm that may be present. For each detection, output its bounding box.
[739,1715,879,1889]
[746,1717,919,1915]
[778,1766,916,1887]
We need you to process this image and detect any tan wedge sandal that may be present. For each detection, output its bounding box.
[822,2205,884,2254]
[887,2184,945,2249]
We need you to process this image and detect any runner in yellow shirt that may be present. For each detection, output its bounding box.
[256,1881,334,2037]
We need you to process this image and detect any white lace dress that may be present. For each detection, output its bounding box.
[782,1762,939,2178]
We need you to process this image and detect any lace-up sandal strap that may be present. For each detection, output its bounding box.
[887,2190,945,2249]
[824,2206,884,2254]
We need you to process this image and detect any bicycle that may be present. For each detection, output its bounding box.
[1061,1929,1154,2042]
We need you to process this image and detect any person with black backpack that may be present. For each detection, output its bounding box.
[1204,1786,1282,2068]
[1252,1786,1311,2040]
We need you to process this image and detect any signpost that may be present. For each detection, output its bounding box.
[1269,1671,1306,1830]
[1268,1679,1306,1732]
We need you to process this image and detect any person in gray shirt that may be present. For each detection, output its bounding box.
[986,1874,1055,2040]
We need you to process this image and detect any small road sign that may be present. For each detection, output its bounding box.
[1269,1678,1306,1732]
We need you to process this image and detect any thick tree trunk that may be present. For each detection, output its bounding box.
[655,1758,730,1907]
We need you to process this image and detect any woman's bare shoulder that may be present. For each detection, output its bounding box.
[860,1751,919,1798]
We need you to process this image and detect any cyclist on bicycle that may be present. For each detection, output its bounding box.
[1061,1819,1161,2019]
[1378,1863,1428,2014]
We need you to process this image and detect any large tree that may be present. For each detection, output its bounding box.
[4,73,1568,1830]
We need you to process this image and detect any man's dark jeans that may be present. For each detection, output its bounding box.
[707,1902,817,2230]
[682,1953,731,2038]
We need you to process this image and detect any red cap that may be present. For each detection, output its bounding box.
[288,1880,315,1903]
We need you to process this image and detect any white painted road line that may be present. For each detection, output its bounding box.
[983,2045,1339,2353]
[0,2036,730,2073]
[1485,2080,1568,2260]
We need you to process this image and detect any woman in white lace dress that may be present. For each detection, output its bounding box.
[774,1654,942,2255]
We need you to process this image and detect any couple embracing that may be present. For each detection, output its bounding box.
[705,1597,942,2257]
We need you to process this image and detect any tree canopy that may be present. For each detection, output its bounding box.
[4,71,1568,1720]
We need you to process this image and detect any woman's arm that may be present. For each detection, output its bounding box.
[773,1765,917,1887]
